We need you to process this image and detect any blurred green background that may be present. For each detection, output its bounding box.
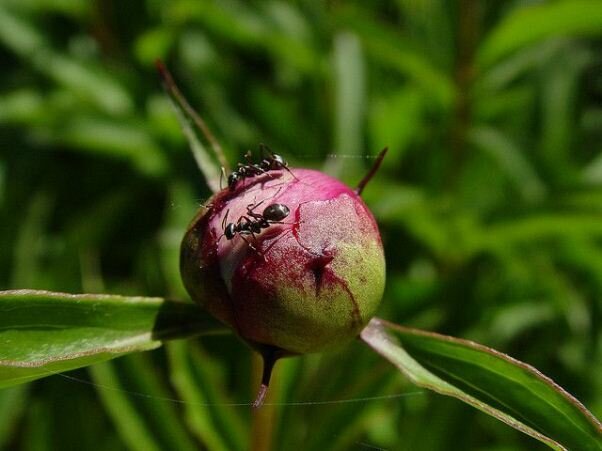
[1,0,601,450]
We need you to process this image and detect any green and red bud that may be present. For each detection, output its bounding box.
[181,162,386,406]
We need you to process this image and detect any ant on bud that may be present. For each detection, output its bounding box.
[220,198,291,252]
[222,144,295,190]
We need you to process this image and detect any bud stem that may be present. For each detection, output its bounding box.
[252,348,279,409]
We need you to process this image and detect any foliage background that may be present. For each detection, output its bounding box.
[0,0,601,450]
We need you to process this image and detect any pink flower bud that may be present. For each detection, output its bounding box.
[181,162,386,406]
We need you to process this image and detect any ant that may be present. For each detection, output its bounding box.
[220,198,291,251]
[224,144,294,190]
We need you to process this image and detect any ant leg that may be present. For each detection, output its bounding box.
[248,186,284,219]
[283,165,298,181]
[251,163,268,177]
[238,233,253,249]
[251,231,267,258]
[238,215,251,224]
[271,186,283,198]
[248,200,265,215]
[238,232,263,256]
[221,209,230,230]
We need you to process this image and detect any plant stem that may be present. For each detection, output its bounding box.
[448,0,480,186]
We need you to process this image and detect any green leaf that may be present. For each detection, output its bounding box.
[361,318,602,450]
[89,361,163,451]
[90,355,198,451]
[468,125,546,203]
[478,0,602,68]
[167,341,247,451]
[0,385,27,448]
[56,116,168,178]
[338,9,455,108]
[0,290,225,388]
[329,31,365,178]
[0,6,133,115]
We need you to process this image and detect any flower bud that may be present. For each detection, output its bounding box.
[180,165,386,405]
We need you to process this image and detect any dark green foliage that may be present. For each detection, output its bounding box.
[0,0,601,449]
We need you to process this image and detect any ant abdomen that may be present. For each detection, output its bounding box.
[262,203,290,222]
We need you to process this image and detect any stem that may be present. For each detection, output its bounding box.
[250,351,278,451]
[253,349,278,408]
[448,0,480,186]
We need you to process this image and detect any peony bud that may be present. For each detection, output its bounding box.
[181,153,386,406]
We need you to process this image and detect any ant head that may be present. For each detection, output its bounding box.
[262,203,290,222]
[224,223,236,240]
[228,172,241,188]
[270,154,287,168]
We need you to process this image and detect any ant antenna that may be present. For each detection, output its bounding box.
[220,167,227,190]
[221,209,230,230]
[155,60,230,173]
[355,147,388,196]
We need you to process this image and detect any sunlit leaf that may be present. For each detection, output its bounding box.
[328,31,365,178]
[0,290,225,388]
[369,87,424,166]
[56,117,168,177]
[583,152,602,185]
[170,1,319,73]
[338,8,455,108]
[361,318,602,450]
[479,0,602,67]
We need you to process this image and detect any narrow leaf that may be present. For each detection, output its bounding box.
[0,6,133,115]
[0,290,225,388]
[478,0,602,68]
[0,385,27,448]
[91,355,198,451]
[156,61,226,193]
[468,125,546,203]
[89,362,162,451]
[167,341,247,451]
[328,31,365,178]
[338,10,455,108]
[361,318,602,450]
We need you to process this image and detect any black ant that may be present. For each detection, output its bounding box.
[224,144,293,190]
[220,198,291,251]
